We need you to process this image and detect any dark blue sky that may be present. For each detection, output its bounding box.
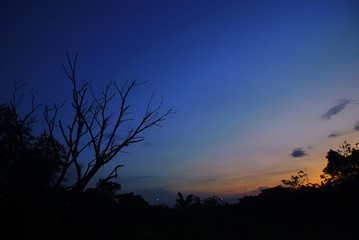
[1,0,359,204]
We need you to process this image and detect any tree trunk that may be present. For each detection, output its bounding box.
[71,163,101,194]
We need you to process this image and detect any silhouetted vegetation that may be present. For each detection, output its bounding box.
[322,141,359,183]
[281,170,308,189]
[1,55,359,239]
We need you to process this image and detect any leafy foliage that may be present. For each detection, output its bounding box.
[322,141,359,182]
[0,104,64,200]
[175,192,194,211]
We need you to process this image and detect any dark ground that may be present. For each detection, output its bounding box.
[1,179,358,240]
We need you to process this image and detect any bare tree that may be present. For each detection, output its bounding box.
[44,52,174,193]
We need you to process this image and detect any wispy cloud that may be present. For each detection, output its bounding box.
[321,98,351,120]
[290,148,307,158]
[354,121,359,131]
[328,132,344,138]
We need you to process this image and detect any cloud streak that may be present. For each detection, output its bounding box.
[290,148,307,158]
[321,98,351,120]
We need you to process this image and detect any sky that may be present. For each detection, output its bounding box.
[1,0,359,205]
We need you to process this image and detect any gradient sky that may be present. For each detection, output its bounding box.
[1,0,359,204]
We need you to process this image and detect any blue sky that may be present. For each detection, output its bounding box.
[1,0,359,204]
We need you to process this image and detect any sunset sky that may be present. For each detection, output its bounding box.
[1,0,359,204]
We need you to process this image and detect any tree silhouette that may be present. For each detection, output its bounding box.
[0,83,65,204]
[202,195,224,208]
[42,52,174,194]
[0,82,38,189]
[322,141,359,183]
[0,54,174,238]
[175,192,194,211]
